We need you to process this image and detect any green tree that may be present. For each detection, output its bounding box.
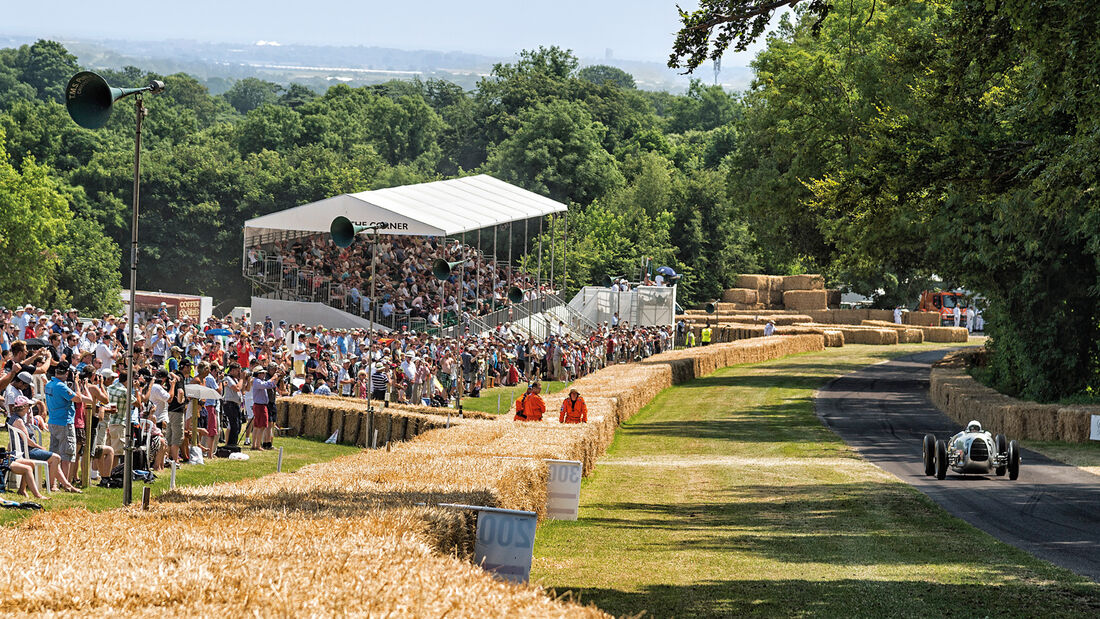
[54,216,123,314]
[13,39,80,103]
[486,99,623,204]
[578,65,636,89]
[223,77,283,114]
[0,127,70,305]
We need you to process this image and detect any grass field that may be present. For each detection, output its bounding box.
[532,343,1100,617]
[1024,441,1100,478]
[0,436,358,525]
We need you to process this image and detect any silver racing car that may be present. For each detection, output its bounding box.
[922,420,1020,480]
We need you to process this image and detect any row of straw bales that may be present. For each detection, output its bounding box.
[862,319,968,343]
[730,273,833,311]
[930,350,1098,442]
[0,336,825,615]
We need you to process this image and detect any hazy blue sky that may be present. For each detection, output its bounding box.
[3,0,766,65]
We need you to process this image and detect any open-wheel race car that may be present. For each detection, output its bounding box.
[922,420,1020,480]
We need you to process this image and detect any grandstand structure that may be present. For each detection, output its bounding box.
[242,174,598,336]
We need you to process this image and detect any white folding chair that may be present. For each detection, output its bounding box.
[7,427,50,493]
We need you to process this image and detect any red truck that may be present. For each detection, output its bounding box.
[919,290,969,326]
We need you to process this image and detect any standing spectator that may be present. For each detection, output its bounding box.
[966,305,976,334]
[222,363,244,447]
[249,365,282,451]
[370,361,388,401]
[953,303,961,327]
[701,323,712,346]
[43,364,87,492]
[894,306,903,324]
[106,370,141,458]
[763,321,776,337]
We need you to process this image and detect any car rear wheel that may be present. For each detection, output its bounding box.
[1008,440,1021,480]
[994,434,1008,476]
[922,434,936,476]
[935,439,948,480]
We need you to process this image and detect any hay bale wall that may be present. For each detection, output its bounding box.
[904,311,942,327]
[929,349,1100,443]
[863,319,967,343]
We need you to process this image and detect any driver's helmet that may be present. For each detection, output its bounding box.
[966,420,982,433]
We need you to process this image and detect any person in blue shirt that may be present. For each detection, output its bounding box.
[44,364,90,492]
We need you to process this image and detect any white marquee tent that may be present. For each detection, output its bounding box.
[243,174,568,246]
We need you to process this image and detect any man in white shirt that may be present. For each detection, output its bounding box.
[953,304,961,327]
[95,336,117,373]
[894,306,903,324]
[146,370,173,426]
[966,306,976,333]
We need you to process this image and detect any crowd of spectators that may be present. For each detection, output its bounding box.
[0,300,673,494]
[248,233,554,328]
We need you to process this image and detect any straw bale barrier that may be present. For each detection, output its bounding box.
[857,321,925,344]
[714,301,762,312]
[782,274,825,290]
[803,323,899,345]
[827,289,841,308]
[929,350,1100,442]
[863,319,968,343]
[0,336,826,616]
[721,288,758,304]
[783,290,828,311]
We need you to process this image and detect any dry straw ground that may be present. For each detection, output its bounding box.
[930,349,1098,442]
[0,335,824,616]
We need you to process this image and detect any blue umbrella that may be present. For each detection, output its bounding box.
[656,266,677,277]
[205,328,233,336]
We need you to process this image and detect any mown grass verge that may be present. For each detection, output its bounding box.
[532,343,1100,617]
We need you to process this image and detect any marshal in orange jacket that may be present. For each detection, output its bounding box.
[560,394,587,423]
[514,393,546,421]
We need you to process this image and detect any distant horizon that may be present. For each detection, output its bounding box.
[0,0,768,70]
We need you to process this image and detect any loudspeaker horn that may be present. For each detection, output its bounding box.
[65,71,165,130]
[432,258,466,280]
[508,286,525,303]
[705,301,717,314]
[330,216,370,248]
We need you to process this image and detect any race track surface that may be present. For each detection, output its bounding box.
[816,349,1100,582]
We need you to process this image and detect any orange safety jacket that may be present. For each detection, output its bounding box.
[515,393,545,422]
[560,395,588,423]
[514,394,528,421]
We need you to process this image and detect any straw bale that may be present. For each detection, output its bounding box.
[287,400,305,434]
[822,330,845,347]
[866,309,895,322]
[341,410,362,445]
[905,311,942,327]
[782,274,825,291]
[783,290,828,311]
[737,274,771,289]
[826,289,841,308]
[721,288,758,304]
[1057,407,1096,443]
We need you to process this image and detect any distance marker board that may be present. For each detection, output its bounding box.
[545,459,582,520]
[441,503,538,583]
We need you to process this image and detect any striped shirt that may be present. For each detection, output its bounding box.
[370,370,388,392]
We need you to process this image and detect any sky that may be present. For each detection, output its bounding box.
[1,0,766,66]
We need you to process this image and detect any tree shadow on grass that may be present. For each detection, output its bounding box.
[549,578,1100,619]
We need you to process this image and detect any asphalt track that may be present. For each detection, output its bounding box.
[815,349,1100,582]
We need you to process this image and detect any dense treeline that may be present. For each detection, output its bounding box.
[0,42,759,318]
[672,0,1100,401]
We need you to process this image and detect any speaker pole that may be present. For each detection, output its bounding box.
[122,94,146,506]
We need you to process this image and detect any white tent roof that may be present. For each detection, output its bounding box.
[244,174,568,245]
